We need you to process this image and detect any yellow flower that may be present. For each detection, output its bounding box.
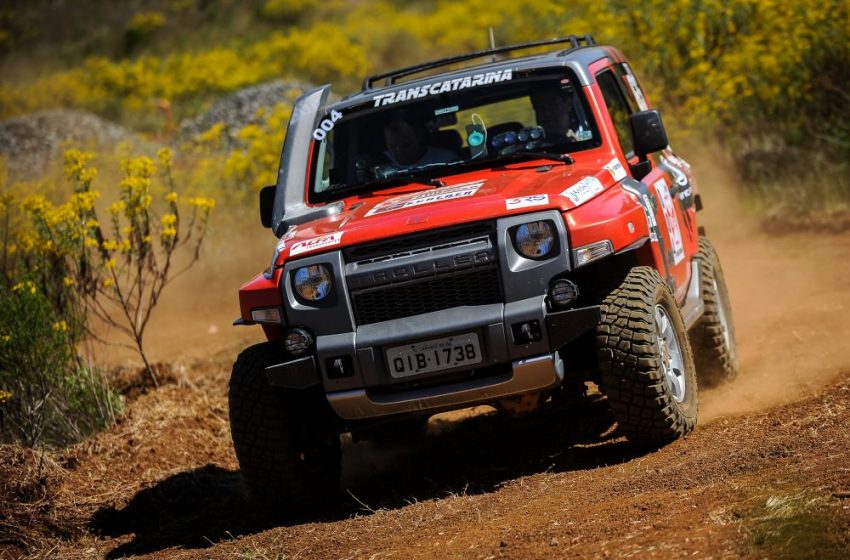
[105,258,116,269]
[164,191,178,203]
[70,191,100,212]
[12,281,37,294]
[78,167,98,184]
[161,226,177,239]
[0,335,10,344]
[121,156,155,178]
[102,239,118,251]
[109,201,125,215]
[197,122,225,144]
[142,235,152,244]
[84,238,99,248]
[21,195,50,215]
[63,277,76,287]
[161,213,177,227]
[0,389,12,403]
[85,218,100,228]
[103,278,115,288]
[188,196,215,211]
[53,320,69,332]
[157,147,173,169]
[64,149,95,181]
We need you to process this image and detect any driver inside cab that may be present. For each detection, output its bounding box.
[530,86,583,143]
[383,114,457,168]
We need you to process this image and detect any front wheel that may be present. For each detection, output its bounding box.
[229,343,341,513]
[596,267,698,445]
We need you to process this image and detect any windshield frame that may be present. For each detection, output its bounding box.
[307,68,601,204]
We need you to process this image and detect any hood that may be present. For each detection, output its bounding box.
[277,153,626,261]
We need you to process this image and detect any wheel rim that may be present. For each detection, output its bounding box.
[655,304,686,402]
[713,277,733,352]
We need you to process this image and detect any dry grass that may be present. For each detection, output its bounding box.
[0,446,79,558]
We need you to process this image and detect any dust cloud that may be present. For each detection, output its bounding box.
[90,224,272,367]
[686,141,850,421]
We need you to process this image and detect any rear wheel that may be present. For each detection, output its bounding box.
[596,267,698,445]
[229,343,341,513]
[690,237,739,387]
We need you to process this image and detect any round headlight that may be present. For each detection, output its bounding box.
[514,221,556,259]
[293,264,333,301]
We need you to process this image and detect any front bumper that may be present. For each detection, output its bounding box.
[267,301,600,419]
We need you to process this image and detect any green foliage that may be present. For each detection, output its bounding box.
[124,11,168,54]
[259,0,319,23]
[0,281,120,447]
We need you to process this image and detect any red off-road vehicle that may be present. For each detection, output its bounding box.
[229,36,738,510]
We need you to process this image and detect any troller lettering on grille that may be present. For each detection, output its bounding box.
[348,249,493,290]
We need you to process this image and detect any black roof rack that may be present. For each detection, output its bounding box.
[361,35,596,91]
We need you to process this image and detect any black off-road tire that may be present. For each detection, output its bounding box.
[229,343,341,513]
[596,267,698,445]
[690,237,739,387]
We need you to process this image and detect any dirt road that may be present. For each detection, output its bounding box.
[4,155,850,559]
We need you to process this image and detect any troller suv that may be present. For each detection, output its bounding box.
[229,36,738,511]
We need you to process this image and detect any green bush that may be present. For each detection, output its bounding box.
[0,280,120,447]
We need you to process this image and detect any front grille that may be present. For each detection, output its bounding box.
[343,221,495,264]
[351,266,502,325]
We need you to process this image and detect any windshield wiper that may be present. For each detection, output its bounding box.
[328,175,444,199]
[498,151,574,164]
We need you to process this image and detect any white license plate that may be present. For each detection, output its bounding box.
[386,333,482,378]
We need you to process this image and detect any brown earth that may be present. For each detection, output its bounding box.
[3,152,850,559]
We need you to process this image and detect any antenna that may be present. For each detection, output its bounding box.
[489,28,497,62]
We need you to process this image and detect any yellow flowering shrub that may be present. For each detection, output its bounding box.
[1,0,845,156]
[5,148,214,384]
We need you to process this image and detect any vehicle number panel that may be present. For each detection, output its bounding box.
[386,333,482,378]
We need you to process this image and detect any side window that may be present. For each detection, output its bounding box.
[596,70,635,156]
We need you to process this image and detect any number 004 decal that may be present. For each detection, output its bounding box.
[312,110,343,142]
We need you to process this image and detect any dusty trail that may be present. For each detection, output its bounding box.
[7,150,850,559]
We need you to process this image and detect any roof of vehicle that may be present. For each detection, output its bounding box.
[336,36,622,111]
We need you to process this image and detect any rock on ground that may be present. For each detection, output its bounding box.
[0,109,132,179]
[177,80,308,141]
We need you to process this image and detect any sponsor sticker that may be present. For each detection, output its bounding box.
[282,226,298,240]
[289,232,344,257]
[372,70,513,107]
[505,194,549,210]
[604,158,627,182]
[365,181,484,216]
[435,105,459,116]
[653,179,685,265]
[561,177,604,206]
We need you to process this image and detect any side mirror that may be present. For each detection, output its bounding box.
[629,109,669,159]
[259,185,275,228]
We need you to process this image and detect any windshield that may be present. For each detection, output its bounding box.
[309,70,600,203]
